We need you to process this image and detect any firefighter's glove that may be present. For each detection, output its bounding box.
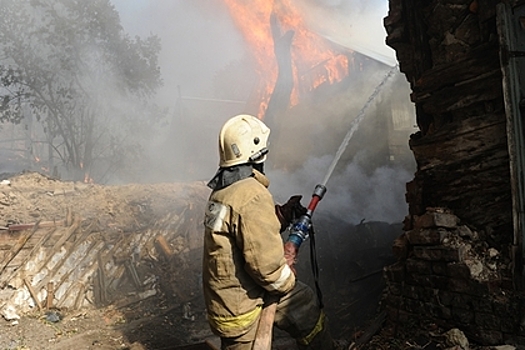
[283,241,298,275]
[275,195,307,233]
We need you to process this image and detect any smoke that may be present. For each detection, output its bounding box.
[269,150,412,224]
[108,1,414,223]
[294,0,397,66]
[112,0,245,101]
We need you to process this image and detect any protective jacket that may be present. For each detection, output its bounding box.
[202,169,296,338]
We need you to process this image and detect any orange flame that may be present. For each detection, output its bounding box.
[223,0,350,117]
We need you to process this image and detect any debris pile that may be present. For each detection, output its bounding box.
[0,172,209,322]
[383,208,520,347]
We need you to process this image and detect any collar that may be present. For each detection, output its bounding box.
[252,169,269,188]
[207,164,253,191]
[207,165,270,191]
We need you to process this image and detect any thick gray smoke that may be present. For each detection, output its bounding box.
[294,0,397,65]
[113,0,244,100]
[111,0,415,223]
[269,152,412,224]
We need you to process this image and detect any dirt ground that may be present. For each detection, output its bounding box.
[0,295,221,350]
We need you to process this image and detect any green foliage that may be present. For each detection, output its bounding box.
[0,0,165,181]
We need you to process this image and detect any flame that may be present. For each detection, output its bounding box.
[223,0,350,117]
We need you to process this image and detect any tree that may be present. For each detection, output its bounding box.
[0,0,165,182]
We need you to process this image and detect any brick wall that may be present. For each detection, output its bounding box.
[380,0,525,345]
[383,209,524,345]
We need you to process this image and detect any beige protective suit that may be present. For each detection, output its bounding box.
[203,169,334,350]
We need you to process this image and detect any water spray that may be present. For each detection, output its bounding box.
[282,65,399,312]
[321,65,399,187]
[288,65,398,248]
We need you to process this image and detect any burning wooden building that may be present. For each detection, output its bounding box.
[166,0,417,182]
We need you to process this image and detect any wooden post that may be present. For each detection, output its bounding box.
[46,282,54,309]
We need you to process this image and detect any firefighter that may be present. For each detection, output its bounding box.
[203,114,337,349]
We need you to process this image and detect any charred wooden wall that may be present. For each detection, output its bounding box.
[382,0,525,345]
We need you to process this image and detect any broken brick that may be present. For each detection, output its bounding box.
[413,212,459,230]
[406,228,449,245]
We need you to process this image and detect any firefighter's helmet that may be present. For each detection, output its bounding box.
[218,114,270,167]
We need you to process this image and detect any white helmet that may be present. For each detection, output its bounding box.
[218,114,270,167]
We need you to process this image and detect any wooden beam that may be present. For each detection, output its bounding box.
[0,227,57,288]
[34,217,83,291]
[0,223,40,276]
[8,220,65,232]
[24,278,43,312]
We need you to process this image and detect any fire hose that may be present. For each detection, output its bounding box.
[287,184,327,307]
[252,185,326,350]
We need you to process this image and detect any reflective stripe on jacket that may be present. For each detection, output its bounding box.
[202,170,296,338]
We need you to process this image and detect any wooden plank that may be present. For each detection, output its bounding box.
[24,278,43,311]
[66,207,73,227]
[96,252,107,306]
[73,283,86,310]
[125,260,142,288]
[35,218,89,291]
[415,70,502,114]
[8,220,65,232]
[52,239,99,294]
[105,264,126,295]
[497,1,525,279]
[414,43,501,93]
[55,240,104,309]
[32,217,82,291]
[0,223,40,276]
[0,227,58,287]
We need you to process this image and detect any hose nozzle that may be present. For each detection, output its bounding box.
[287,184,327,248]
[306,184,327,215]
